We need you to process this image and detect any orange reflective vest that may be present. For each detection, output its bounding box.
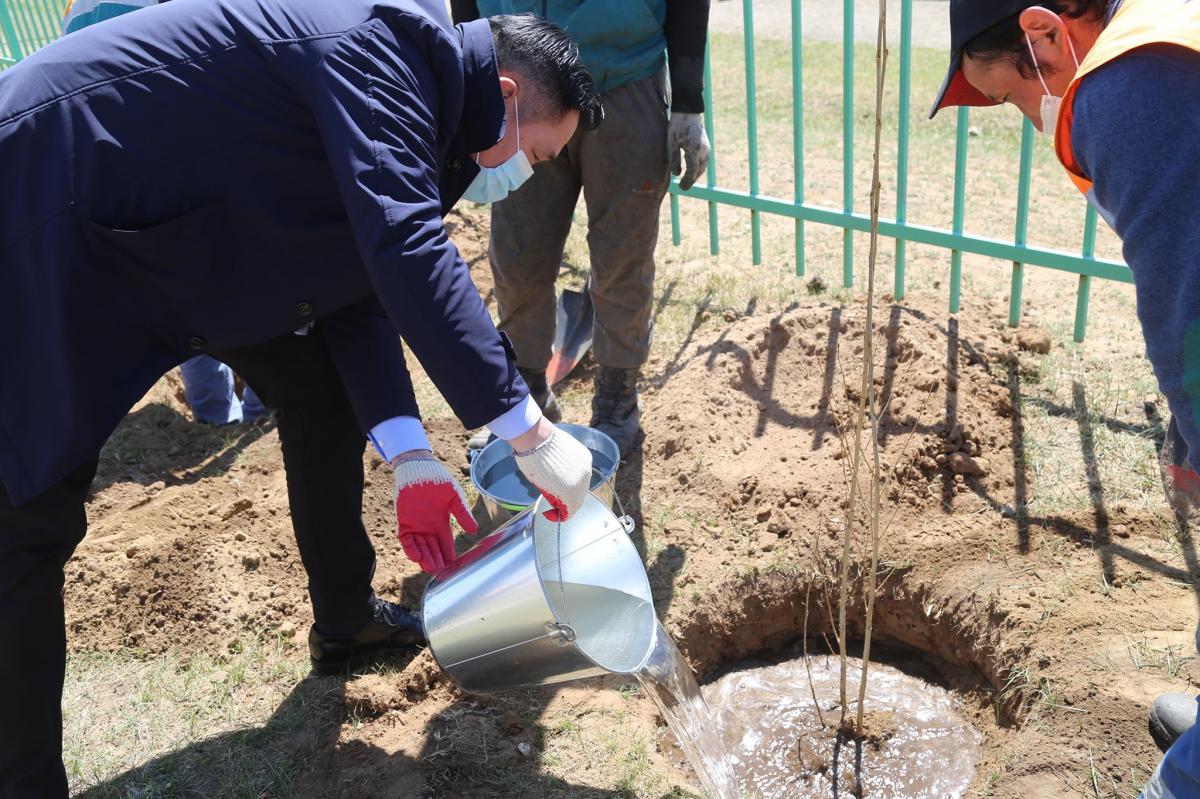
[1055,0,1200,195]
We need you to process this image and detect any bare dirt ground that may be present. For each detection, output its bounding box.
[64,208,1198,798]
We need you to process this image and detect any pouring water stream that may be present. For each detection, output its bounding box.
[634,622,737,799]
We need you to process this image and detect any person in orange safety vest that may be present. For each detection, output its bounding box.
[931,2,1199,797]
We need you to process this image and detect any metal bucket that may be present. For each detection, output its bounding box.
[469,423,620,532]
[421,489,655,693]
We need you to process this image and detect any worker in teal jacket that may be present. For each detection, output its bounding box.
[452,0,711,456]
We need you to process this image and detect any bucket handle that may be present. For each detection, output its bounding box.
[547,467,635,643]
[590,466,634,535]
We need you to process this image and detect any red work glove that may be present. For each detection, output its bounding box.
[392,453,478,574]
[1159,417,1200,517]
[1165,464,1200,513]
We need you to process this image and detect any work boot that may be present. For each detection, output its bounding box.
[590,366,641,458]
[519,366,562,423]
[1149,692,1198,751]
[309,597,424,676]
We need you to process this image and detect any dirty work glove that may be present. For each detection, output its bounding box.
[393,453,478,574]
[667,112,710,191]
[514,427,592,522]
[1158,417,1200,519]
[1165,463,1200,516]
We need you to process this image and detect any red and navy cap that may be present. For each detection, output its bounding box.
[930,0,1033,118]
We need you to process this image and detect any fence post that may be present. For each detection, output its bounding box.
[743,0,761,265]
[894,0,912,300]
[703,44,719,256]
[791,0,805,277]
[1074,205,1099,342]
[1009,118,1035,327]
[842,0,854,288]
[670,190,682,245]
[0,1,25,63]
[949,106,970,313]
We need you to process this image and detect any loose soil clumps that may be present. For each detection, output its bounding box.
[64,297,1196,799]
[641,303,1017,528]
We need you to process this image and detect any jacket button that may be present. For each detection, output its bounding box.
[187,336,206,351]
[447,157,460,170]
[296,301,314,317]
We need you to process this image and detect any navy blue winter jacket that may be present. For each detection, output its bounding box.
[0,0,525,504]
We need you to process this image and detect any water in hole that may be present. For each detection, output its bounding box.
[661,653,982,798]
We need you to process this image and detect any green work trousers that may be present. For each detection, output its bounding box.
[488,70,670,371]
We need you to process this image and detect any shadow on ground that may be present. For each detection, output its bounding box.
[76,653,699,798]
[93,402,273,495]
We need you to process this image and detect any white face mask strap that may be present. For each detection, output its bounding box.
[1025,33,1053,96]
[1065,30,1080,69]
[513,94,521,153]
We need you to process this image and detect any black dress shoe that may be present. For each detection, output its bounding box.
[309,597,425,676]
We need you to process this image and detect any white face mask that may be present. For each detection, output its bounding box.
[1024,30,1080,137]
[463,96,534,204]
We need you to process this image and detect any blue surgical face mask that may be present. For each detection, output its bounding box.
[463,96,533,203]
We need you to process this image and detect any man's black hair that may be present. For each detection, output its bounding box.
[488,14,603,131]
[962,0,1111,77]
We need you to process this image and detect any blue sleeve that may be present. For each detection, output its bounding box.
[1073,46,1200,470]
[307,18,527,431]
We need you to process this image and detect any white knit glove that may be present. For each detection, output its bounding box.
[392,453,478,574]
[514,426,592,521]
[667,111,710,191]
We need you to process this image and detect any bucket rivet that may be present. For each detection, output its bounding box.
[545,621,577,644]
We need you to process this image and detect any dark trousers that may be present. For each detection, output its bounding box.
[0,329,378,797]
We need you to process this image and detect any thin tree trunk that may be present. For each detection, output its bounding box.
[855,0,889,734]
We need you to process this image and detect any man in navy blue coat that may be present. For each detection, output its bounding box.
[0,1,600,794]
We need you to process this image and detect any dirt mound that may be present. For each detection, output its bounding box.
[68,411,470,653]
[64,289,1197,799]
[625,302,1193,798]
[641,303,1016,530]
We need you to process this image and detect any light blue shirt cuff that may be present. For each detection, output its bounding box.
[368,416,431,462]
[485,395,541,441]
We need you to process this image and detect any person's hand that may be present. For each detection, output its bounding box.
[1165,463,1200,515]
[667,112,710,191]
[511,421,591,522]
[392,451,478,574]
[1158,418,1200,518]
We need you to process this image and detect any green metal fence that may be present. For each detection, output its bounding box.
[667,0,1130,342]
[0,0,66,68]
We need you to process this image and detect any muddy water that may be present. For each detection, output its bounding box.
[674,654,983,799]
[635,623,738,799]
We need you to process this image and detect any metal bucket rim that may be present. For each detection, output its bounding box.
[422,492,644,691]
[469,424,620,512]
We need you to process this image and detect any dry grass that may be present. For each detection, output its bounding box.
[65,637,342,797]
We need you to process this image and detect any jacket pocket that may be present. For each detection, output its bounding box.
[84,203,227,337]
[86,203,224,269]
